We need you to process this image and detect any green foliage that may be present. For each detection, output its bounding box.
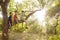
[56,25,60,34]
[47,16,60,40]
[8,0,15,13]
[48,35,60,40]
[0,18,2,31]
[11,23,27,32]
[0,24,2,31]
[47,1,60,17]
[27,20,42,34]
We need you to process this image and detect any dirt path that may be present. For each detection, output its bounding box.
[0,32,47,40]
[0,27,47,40]
[9,31,40,40]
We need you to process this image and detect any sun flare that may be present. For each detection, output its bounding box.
[0,12,3,18]
[33,8,47,26]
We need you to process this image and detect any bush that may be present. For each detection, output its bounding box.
[48,35,60,40]
[11,23,27,32]
[27,20,42,35]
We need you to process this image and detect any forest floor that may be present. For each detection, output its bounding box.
[0,30,47,40]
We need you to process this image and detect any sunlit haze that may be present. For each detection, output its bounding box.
[33,8,47,26]
[15,0,23,3]
[0,12,3,18]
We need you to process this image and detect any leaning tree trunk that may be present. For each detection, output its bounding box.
[1,4,9,40]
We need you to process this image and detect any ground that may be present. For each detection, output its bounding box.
[0,29,47,40]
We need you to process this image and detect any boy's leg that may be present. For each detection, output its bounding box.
[8,22,11,32]
[25,20,28,29]
[8,21,12,32]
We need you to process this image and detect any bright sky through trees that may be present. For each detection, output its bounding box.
[33,8,47,26]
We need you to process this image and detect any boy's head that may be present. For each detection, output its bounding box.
[15,10,17,13]
[14,10,18,15]
[10,12,12,15]
[22,10,24,12]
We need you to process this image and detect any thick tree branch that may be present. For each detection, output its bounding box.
[18,9,41,23]
[25,9,41,20]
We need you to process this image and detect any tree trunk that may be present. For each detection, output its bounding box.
[1,4,9,40]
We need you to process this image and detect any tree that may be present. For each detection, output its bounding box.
[46,1,60,34]
[0,0,10,40]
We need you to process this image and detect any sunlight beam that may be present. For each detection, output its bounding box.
[0,12,3,18]
[33,8,47,26]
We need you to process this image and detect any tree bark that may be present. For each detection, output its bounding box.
[25,10,41,20]
[1,4,9,40]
